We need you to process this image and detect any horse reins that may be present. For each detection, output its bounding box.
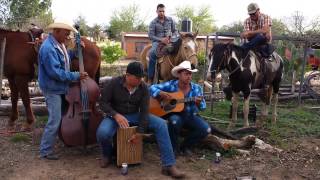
[227,51,250,76]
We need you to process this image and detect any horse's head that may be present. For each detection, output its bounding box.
[207,43,231,82]
[178,31,198,69]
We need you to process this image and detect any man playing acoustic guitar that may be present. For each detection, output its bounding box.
[149,61,211,155]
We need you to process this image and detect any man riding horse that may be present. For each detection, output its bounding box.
[148,3,178,84]
[240,3,273,59]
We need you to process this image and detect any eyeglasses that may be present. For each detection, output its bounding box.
[249,12,256,16]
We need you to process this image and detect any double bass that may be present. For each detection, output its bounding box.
[60,27,102,146]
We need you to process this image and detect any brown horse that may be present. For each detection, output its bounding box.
[0,29,101,130]
[140,32,198,83]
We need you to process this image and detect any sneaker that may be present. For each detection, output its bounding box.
[41,153,59,160]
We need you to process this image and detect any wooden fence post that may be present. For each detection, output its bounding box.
[0,38,6,105]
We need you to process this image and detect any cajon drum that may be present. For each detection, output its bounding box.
[116,126,143,166]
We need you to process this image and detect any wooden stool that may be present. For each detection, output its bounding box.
[116,126,143,166]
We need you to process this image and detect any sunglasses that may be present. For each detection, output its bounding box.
[249,12,256,16]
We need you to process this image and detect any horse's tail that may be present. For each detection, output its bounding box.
[140,44,152,73]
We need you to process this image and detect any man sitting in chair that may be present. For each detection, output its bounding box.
[96,61,185,179]
[149,61,211,155]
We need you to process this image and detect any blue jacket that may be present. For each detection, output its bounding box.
[38,34,80,94]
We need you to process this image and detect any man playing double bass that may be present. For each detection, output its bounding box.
[149,61,211,155]
[38,21,88,160]
[97,61,185,179]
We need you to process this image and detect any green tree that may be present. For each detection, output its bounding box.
[175,5,217,34]
[7,0,52,29]
[219,21,244,33]
[108,4,147,40]
[90,23,102,41]
[271,18,289,36]
[74,15,89,36]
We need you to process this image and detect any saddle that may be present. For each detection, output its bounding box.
[156,38,181,58]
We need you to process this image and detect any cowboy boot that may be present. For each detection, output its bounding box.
[99,156,111,168]
[162,165,186,179]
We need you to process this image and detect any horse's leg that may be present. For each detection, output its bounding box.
[257,102,268,128]
[7,77,19,129]
[243,97,250,127]
[15,76,35,130]
[228,92,239,130]
[271,93,278,124]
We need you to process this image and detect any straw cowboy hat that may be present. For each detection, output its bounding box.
[171,61,198,78]
[47,21,78,33]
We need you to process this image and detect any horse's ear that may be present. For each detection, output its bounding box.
[193,30,198,39]
[179,31,184,38]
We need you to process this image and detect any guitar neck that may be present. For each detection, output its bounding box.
[176,95,211,103]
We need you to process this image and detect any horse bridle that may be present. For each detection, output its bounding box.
[212,44,250,77]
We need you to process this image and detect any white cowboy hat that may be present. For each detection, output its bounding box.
[47,21,78,33]
[171,61,198,78]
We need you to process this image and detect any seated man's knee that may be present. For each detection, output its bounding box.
[168,115,182,127]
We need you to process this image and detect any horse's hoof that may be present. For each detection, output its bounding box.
[22,122,34,132]
[243,123,250,128]
[7,120,15,130]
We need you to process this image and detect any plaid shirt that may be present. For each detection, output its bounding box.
[244,13,272,31]
[148,16,177,42]
[149,80,206,115]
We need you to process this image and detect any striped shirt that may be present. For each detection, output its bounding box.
[149,80,206,115]
[148,16,177,42]
[244,13,272,31]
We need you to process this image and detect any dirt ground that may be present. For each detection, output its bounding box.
[0,116,319,180]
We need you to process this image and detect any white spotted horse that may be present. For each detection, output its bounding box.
[207,43,283,129]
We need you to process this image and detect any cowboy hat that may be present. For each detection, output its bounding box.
[47,21,78,33]
[171,61,198,78]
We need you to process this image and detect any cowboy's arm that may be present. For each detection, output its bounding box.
[242,17,272,39]
[171,18,178,36]
[41,48,79,82]
[148,21,161,42]
[99,78,118,117]
[149,81,172,98]
[194,84,206,111]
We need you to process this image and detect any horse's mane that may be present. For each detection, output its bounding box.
[212,43,247,59]
[0,28,22,34]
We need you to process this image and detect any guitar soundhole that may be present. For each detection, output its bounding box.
[169,99,177,105]
[163,99,177,111]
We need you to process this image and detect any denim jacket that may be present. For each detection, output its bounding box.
[38,34,80,94]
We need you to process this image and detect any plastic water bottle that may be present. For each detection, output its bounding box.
[214,152,221,163]
[121,163,128,175]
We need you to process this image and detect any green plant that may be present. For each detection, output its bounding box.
[10,133,30,143]
[197,50,206,65]
[99,41,126,64]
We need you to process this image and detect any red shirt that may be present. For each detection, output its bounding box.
[309,56,320,67]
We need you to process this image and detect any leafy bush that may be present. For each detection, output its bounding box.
[98,41,126,64]
[197,50,206,65]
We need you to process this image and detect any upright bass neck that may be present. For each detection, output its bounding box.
[75,31,85,73]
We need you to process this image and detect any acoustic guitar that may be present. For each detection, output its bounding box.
[149,91,222,117]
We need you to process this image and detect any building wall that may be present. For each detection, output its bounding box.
[121,32,234,59]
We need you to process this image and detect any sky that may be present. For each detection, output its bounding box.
[51,0,320,28]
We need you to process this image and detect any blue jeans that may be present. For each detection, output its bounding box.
[96,113,176,167]
[148,42,159,79]
[168,112,211,152]
[40,92,62,157]
[242,33,271,57]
